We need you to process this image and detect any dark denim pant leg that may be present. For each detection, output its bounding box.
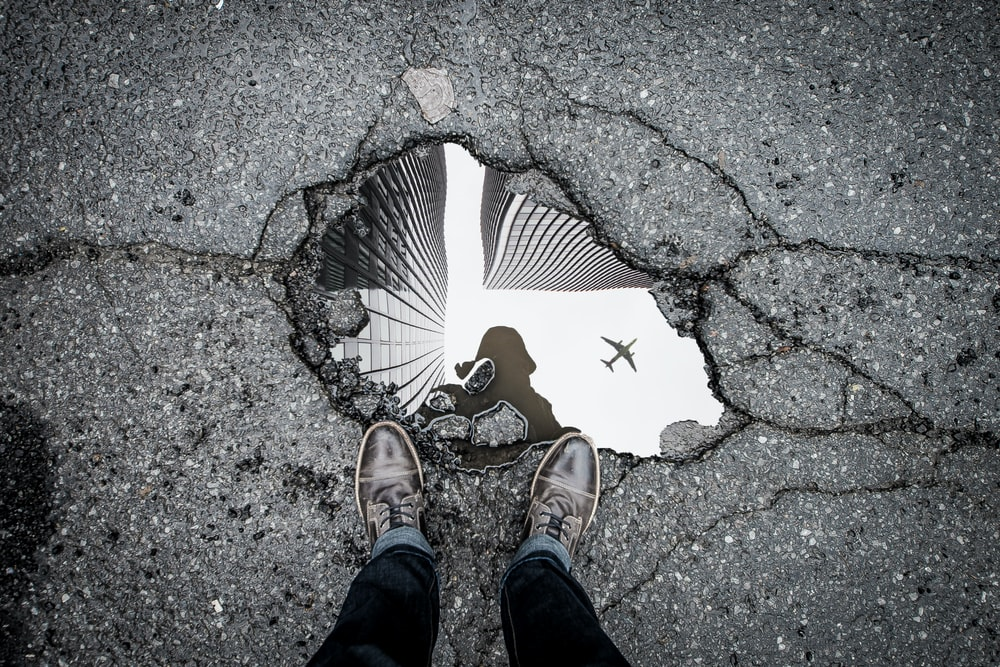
[307,527,439,667]
[499,535,631,667]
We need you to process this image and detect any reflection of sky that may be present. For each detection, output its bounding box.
[443,144,722,457]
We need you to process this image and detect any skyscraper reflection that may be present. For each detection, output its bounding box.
[480,168,653,292]
[317,145,448,411]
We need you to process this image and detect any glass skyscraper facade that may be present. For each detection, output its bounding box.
[316,149,652,415]
[480,168,653,291]
[318,145,448,410]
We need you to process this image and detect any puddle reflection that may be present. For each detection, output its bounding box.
[316,143,723,461]
[318,145,449,412]
[418,325,576,467]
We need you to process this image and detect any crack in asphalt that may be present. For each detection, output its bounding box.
[351,104,390,176]
[513,59,781,243]
[598,556,665,618]
[93,269,142,362]
[596,476,952,620]
[251,198,282,262]
[570,97,782,242]
[0,239,278,279]
[597,426,992,622]
[778,236,1000,274]
[600,456,644,497]
[715,275,930,424]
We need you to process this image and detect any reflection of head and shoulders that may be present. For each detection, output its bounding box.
[456,326,535,384]
[429,325,573,444]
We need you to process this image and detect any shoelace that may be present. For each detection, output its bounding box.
[379,501,416,529]
[537,511,571,540]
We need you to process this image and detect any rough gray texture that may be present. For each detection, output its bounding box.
[1,1,997,665]
[427,415,471,441]
[426,391,458,413]
[257,192,311,262]
[658,410,744,463]
[471,401,528,448]
[463,358,496,395]
[500,168,583,217]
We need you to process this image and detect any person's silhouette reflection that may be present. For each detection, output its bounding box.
[431,325,570,444]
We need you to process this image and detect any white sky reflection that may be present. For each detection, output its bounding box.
[442,144,722,457]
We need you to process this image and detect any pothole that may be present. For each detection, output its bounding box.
[316,145,448,412]
[290,142,723,468]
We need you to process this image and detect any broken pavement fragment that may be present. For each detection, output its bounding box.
[472,401,528,447]
[256,191,311,262]
[323,289,369,336]
[426,414,471,440]
[402,67,455,124]
[658,410,743,462]
[426,390,457,413]
[463,358,495,395]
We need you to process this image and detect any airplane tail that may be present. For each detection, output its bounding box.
[602,359,615,372]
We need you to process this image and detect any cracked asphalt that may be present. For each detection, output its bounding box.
[1,2,998,665]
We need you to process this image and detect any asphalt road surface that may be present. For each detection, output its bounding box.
[1,2,997,664]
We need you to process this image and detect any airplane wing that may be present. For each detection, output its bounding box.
[623,351,637,372]
[601,336,624,352]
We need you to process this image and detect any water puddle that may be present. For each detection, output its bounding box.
[319,143,722,464]
[416,325,573,468]
[320,146,449,411]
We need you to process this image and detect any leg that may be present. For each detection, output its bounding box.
[500,433,631,667]
[308,527,439,667]
[500,535,629,667]
[307,422,438,667]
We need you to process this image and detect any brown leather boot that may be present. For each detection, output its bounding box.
[355,421,425,548]
[522,432,600,559]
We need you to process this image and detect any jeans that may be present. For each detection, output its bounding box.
[307,528,630,667]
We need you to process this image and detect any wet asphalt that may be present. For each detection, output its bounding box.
[1,2,997,665]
